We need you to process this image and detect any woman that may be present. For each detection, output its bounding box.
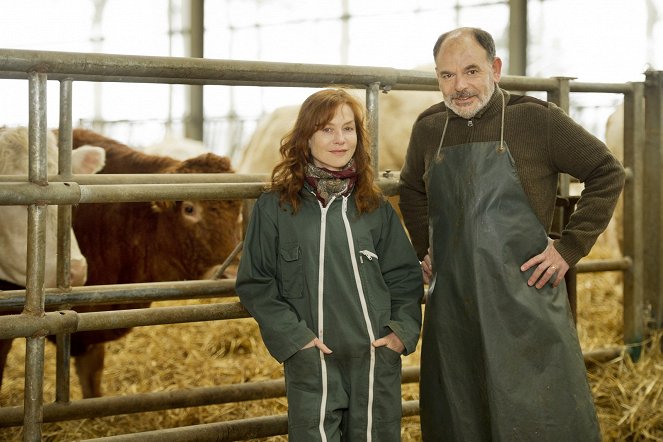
[236,88,423,441]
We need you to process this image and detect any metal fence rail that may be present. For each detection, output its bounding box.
[0,48,660,440]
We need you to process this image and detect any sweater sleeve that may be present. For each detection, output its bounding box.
[399,120,431,260]
[377,202,424,355]
[235,195,316,363]
[547,103,626,265]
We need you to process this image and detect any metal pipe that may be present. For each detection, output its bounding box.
[75,302,250,331]
[185,0,204,141]
[55,207,73,289]
[570,82,635,94]
[0,279,238,312]
[0,379,286,427]
[0,367,420,427]
[86,414,287,441]
[58,80,74,180]
[24,71,49,314]
[23,70,50,441]
[23,337,45,441]
[0,49,401,87]
[498,75,558,92]
[24,205,47,313]
[24,89,49,314]
[0,182,256,205]
[55,333,72,404]
[0,310,79,339]
[83,401,418,442]
[56,78,74,288]
[0,302,249,340]
[0,258,629,314]
[623,83,647,353]
[644,70,663,330]
[508,0,527,76]
[0,173,272,183]
[366,82,380,178]
[28,72,48,186]
[0,48,608,94]
[55,79,75,402]
[0,175,401,205]
[211,241,243,279]
[575,258,631,273]
[0,182,81,205]
[79,183,265,203]
[0,49,634,96]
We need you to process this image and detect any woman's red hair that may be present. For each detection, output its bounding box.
[270,88,382,214]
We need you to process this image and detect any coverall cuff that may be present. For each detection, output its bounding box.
[386,322,418,356]
[272,328,317,363]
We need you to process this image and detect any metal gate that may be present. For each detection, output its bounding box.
[0,49,661,441]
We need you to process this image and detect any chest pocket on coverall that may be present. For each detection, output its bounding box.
[278,243,303,298]
[357,239,390,311]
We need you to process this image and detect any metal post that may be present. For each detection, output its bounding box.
[622,82,646,357]
[365,82,380,177]
[185,0,204,141]
[644,70,663,330]
[10,214,54,311]
[23,337,46,440]
[23,70,49,442]
[547,77,579,319]
[56,79,74,403]
[57,80,74,287]
[340,0,349,65]
[508,0,527,76]
[548,77,572,197]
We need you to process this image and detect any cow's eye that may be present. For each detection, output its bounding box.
[182,202,196,214]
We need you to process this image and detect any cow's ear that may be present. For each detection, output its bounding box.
[151,200,174,213]
[71,145,106,174]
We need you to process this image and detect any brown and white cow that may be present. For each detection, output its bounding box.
[0,126,106,389]
[61,128,243,398]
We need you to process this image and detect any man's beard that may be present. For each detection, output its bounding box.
[445,82,495,119]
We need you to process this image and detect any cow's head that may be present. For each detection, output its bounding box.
[150,153,243,280]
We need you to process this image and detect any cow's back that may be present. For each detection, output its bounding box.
[71,128,177,174]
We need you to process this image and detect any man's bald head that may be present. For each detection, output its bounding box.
[433,27,496,62]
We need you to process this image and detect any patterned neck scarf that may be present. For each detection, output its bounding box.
[304,159,358,207]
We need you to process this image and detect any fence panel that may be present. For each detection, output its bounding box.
[0,49,658,440]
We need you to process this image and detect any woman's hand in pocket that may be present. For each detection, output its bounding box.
[372,332,404,354]
[301,337,333,354]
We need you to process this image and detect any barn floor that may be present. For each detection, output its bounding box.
[0,244,661,441]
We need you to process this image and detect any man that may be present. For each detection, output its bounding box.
[399,27,625,441]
